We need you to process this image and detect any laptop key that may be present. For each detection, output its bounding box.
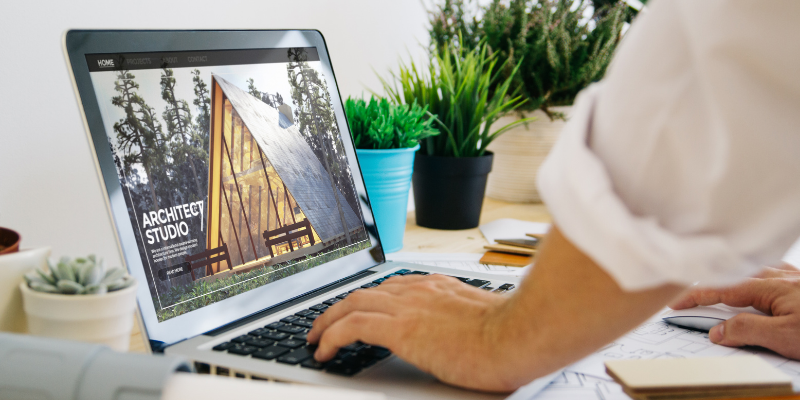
[365,345,392,359]
[261,331,289,341]
[249,328,270,337]
[265,322,285,330]
[499,283,515,291]
[252,345,289,360]
[301,358,327,370]
[231,335,252,343]
[212,342,234,351]
[306,313,321,321]
[277,338,305,349]
[293,319,314,329]
[277,325,305,334]
[323,298,340,306]
[465,279,491,288]
[277,347,314,365]
[292,331,309,342]
[396,269,411,275]
[245,338,274,348]
[326,359,362,376]
[310,304,328,312]
[280,315,300,324]
[372,278,386,284]
[361,283,378,289]
[482,286,494,291]
[341,341,366,353]
[295,309,315,318]
[228,345,258,356]
[336,292,349,300]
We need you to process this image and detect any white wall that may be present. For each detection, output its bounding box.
[0,0,430,265]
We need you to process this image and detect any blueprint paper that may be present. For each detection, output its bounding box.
[479,219,551,244]
[505,369,563,400]
[533,371,629,400]
[534,315,800,399]
[565,314,800,391]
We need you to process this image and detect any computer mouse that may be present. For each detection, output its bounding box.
[662,304,767,332]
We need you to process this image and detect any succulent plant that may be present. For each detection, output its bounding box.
[24,255,134,295]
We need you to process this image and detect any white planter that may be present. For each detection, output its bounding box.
[0,247,50,333]
[486,106,573,203]
[20,281,138,351]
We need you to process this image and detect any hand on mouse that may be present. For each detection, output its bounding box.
[670,264,800,360]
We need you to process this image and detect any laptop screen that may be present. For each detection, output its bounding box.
[79,40,381,343]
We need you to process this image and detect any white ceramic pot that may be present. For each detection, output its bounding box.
[0,247,50,333]
[20,280,138,351]
[486,106,573,203]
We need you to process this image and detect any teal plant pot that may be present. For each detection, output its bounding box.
[356,144,419,253]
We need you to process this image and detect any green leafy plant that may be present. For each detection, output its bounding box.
[379,40,532,157]
[344,97,439,150]
[24,255,134,295]
[429,0,628,120]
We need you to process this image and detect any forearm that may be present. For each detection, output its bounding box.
[486,226,685,389]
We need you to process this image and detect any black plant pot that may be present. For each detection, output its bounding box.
[412,152,493,230]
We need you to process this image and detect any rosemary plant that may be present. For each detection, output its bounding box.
[429,0,628,120]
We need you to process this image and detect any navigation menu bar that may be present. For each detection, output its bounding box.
[86,47,319,72]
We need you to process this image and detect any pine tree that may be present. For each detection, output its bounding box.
[112,70,164,210]
[262,92,285,108]
[247,78,261,99]
[192,69,211,150]
[161,68,204,199]
[287,48,352,245]
[134,94,173,203]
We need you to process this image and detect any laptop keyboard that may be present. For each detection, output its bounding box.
[211,269,516,377]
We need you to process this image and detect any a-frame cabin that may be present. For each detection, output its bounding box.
[195,75,363,278]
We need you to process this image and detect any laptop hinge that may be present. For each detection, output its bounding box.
[202,269,377,337]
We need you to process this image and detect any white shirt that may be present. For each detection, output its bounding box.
[537,0,800,291]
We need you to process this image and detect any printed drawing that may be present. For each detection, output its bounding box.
[567,319,800,391]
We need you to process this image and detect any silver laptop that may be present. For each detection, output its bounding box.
[64,29,521,399]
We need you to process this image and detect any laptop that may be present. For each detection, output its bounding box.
[64,29,522,399]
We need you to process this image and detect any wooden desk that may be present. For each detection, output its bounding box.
[128,198,551,353]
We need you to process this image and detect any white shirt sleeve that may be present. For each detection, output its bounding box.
[537,0,800,291]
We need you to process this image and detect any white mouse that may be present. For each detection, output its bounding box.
[662,304,767,332]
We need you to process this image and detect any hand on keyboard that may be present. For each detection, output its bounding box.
[307,273,510,391]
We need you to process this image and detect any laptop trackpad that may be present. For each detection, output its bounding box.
[358,357,505,400]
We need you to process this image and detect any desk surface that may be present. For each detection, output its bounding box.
[128,198,551,353]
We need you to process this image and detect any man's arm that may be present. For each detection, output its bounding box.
[307,226,685,392]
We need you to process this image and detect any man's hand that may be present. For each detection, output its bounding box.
[307,274,510,391]
[670,265,800,359]
[307,227,684,392]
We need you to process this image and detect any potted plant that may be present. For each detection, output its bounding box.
[429,0,629,202]
[345,96,439,252]
[20,255,138,351]
[380,40,531,229]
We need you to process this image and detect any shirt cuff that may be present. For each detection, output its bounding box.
[536,84,758,291]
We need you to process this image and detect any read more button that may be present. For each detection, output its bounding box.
[157,262,191,281]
